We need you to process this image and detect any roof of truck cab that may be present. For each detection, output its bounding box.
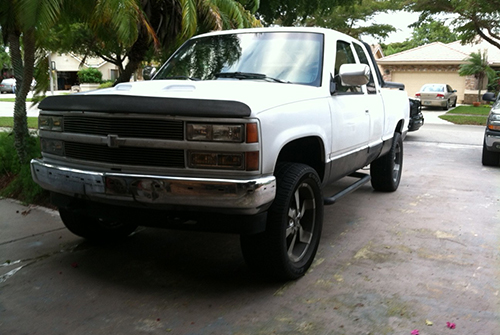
[193,27,357,42]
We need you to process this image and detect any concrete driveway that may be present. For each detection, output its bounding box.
[1,121,498,335]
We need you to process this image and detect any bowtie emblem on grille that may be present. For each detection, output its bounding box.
[107,134,120,148]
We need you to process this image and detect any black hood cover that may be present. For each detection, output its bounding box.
[39,94,251,118]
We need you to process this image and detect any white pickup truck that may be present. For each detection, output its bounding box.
[31,27,409,280]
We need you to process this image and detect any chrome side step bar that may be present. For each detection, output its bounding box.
[323,172,371,205]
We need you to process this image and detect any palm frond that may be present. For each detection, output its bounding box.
[16,0,63,34]
[180,0,198,38]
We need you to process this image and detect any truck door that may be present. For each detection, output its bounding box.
[328,40,370,179]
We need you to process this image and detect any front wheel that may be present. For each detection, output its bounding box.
[370,132,403,192]
[59,208,138,242]
[482,141,500,166]
[240,163,324,280]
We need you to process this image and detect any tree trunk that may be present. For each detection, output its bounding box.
[477,72,484,102]
[8,30,32,163]
[115,27,150,85]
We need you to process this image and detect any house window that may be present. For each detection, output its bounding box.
[110,69,118,81]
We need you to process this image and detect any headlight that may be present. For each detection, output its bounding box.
[188,151,259,171]
[189,152,244,169]
[39,115,63,131]
[40,139,64,155]
[488,113,500,131]
[187,123,243,142]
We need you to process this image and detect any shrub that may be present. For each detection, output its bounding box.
[78,67,103,84]
[0,132,48,204]
[98,81,114,89]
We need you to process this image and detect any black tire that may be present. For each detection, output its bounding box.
[452,98,457,107]
[482,141,500,166]
[240,163,323,280]
[443,100,450,110]
[370,132,403,192]
[59,207,138,242]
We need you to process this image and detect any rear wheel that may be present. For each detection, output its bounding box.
[482,141,500,166]
[240,163,323,280]
[443,100,450,110]
[371,132,403,192]
[59,208,138,242]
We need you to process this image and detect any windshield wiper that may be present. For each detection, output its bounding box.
[215,72,289,83]
[163,76,200,81]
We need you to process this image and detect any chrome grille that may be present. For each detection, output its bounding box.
[64,116,184,140]
[64,142,185,168]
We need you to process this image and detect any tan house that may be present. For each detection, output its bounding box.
[49,53,120,91]
[377,38,500,104]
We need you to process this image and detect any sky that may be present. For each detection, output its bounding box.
[363,11,421,44]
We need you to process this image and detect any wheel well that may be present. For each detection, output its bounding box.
[396,119,404,134]
[276,137,325,181]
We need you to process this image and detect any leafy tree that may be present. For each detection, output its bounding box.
[458,50,496,101]
[0,0,63,163]
[408,0,500,50]
[256,0,354,26]
[381,40,415,56]
[382,19,458,56]
[303,0,404,41]
[0,0,144,163]
[46,0,260,84]
[410,19,458,45]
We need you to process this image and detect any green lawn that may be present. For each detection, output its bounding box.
[439,114,487,125]
[0,117,38,129]
[437,105,490,126]
[445,105,491,116]
[0,98,33,102]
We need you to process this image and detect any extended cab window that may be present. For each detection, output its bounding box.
[353,43,376,94]
[334,41,361,93]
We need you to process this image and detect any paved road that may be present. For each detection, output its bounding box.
[1,121,498,335]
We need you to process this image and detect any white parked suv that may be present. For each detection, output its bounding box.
[31,27,409,280]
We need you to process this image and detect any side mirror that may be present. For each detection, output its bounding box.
[482,92,497,102]
[142,66,156,80]
[339,64,370,86]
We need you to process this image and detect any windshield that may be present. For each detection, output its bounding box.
[155,32,324,87]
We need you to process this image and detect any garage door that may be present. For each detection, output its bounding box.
[391,72,465,103]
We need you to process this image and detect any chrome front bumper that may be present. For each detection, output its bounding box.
[485,131,500,152]
[31,159,276,214]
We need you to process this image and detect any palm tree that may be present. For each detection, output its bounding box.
[459,50,496,103]
[1,0,260,163]
[114,0,261,84]
[0,0,151,163]
[0,0,62,162]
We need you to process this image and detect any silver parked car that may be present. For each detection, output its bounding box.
[0,78,15,93]
[415,83,458,110]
